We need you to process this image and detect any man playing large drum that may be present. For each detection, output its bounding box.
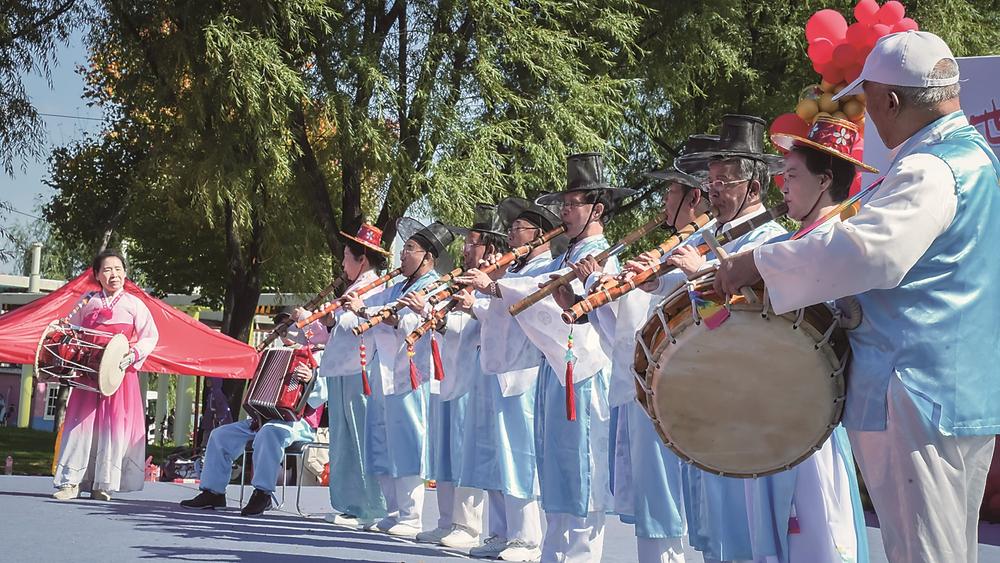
[716,31,1000,563]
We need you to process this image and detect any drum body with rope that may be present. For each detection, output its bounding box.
[35,320,130,397]
[244,346,318,423]
[632,272,850,477]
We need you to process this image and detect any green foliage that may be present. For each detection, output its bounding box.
[0,0,84,175]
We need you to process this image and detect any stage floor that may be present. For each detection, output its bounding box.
[3,475,1000,562]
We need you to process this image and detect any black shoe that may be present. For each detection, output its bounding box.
[180,490,226,510]
[240,489,273,516]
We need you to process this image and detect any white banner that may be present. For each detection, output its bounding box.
[861,55,1000,186]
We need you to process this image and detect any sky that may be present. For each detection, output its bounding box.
[1,30,102,274]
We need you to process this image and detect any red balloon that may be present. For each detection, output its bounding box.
[844,64,864,83]
[854,0,880,25]
[806,9,849,42]
[870,23,892,46]
[770,113,811,145]
[820,63,845,85]
[878,1,906,26]
[892,18,919,33]
[846,23,869,49]
[808,38,835,66]
[833,43,858,70]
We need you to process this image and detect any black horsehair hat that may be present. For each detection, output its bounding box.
[535,153,638,205]
[645,134,721,191]
[675,115,783,176]
[449,203,507,239]
[395,217,456,273]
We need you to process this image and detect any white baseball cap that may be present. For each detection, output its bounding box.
[833,31,959,101]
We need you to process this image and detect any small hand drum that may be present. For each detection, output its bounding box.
[632,272,849,478]
[35,321,130,396]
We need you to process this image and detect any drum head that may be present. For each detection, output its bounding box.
[641,304,846,477]
[98,334,130,396]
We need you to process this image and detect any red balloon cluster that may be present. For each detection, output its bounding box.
[806,1,919,85]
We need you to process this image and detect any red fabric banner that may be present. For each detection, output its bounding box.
[0,272,257,379]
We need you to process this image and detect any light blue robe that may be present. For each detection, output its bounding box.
[498,235,617,517]
[363,271,439,478]
[315,270,389,521]
[458,251,552,499]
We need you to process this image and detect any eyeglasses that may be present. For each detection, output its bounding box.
[509,226,541,233]
[463,240,487,249]
[400,246,426,255]
[559,200,592,210]
[700,178,749,191]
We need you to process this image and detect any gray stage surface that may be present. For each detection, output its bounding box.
[3,475,1000,562]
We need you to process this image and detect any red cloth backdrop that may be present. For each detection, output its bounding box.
[0,272,257,379]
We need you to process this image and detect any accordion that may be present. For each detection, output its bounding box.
[244,346,318,423]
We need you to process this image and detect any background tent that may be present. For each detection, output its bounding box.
[0,272,257,379]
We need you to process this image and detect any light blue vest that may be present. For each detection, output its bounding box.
[845,114,1000,435]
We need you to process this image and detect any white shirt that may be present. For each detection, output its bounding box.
[754,114,964,314]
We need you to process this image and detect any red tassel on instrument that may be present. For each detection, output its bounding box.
[407,343,419,390]
[431,334,445,381]
[565,331,576,421]
[359,340,371,396]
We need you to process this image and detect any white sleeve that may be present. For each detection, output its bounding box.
[754,153,958,314]
[130,299,159,369]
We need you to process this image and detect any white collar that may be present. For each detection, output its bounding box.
[889,111,970,164]
[719,205,766,234]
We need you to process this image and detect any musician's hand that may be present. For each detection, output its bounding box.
[623,255,661,293]
[343,293,365,314]
[480,253,508,280]
[453,289,475,312]
[119,350,136,371]
[714,250,762,296]
[292,364,314,383]
[456,269,492,292]
[570,255,602,284]
[666,245,706,278]
[399,292,427,315]
[293,307,310,322]
[545,274,578,310]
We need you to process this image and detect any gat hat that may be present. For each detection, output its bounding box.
[498,196,561,233]
[535,153,638,205]
[396,217,456,273]
[771,116,879,173]
[449,203,507,238]
[833,31,958,101]
[338,223,392,256]
[497,196,568,257]
[675,115,783,176]
[645,134,723,191]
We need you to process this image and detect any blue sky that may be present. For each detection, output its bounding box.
[1,30,102,274]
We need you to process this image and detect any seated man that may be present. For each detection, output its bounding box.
[180,308,328,516]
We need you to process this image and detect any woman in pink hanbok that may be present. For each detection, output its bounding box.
[52,250,159,501]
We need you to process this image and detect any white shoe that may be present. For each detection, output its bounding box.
[415,526,450,544]
[91,489,112,501]
[498,539,541,562]
[385,522,421,538]
[440,525,481,549]
[325,513,361,527]
[53,485,80,500]
[470,535,509,558]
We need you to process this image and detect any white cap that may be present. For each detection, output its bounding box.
[833,31,959,101]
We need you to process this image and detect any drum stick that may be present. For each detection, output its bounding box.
[701,234,758,304]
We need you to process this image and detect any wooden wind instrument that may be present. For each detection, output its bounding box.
[294,267,402,329]
[560,203,789,323]
[508,208,676,317]
[256,276,348,351]
[351,267,464,336]
[405,224,567,346]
